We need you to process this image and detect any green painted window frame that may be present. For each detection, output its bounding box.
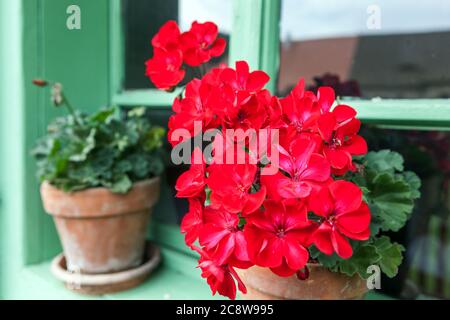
[2,0,443,299]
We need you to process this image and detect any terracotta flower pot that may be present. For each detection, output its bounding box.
[40,177,160,274]
[237,264,368,300]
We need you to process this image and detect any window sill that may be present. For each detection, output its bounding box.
[19,246,221,300]
[112,89,182,107]
[18,246,392,300]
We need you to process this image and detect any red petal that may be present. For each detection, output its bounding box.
[183,47,210,66]
[290,138,316,173]
[180,199,204,245]
[242,186,266,215]
[257,237,283,268]
[217,272,237,300]
[214,234,236,264]
[246,70,270,92]
[209,38,226,57]
[329,180,362,214]
[336,202,371,235]
[331,230,353,259]
[229,267,247,294]
[317,112,336,142]
[151,20,180,48]
[317,86,335,113]
[333,104,357,124]
[308,187,334,217]
[292,78,305,99]
[343,135,368,156]
[299,153,330,182]
[236,60,250,84]
[199,224,230,249]
[270,258,297,277]
[283,238,309,271]
[313,223,334,255]
[323,147,351,170]
[233,231,250,261]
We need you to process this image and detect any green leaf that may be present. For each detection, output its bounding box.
[365,150,404,173]
[109,175,132,193]
[144,126,166,151]
[88,107,116,123]
[127,106,146,118]
[69,128,96,162]
[369,172,415,232]
[309,246,340,270]
[372,236,404,278]
[337,244,380,279]
[403,171,421,199]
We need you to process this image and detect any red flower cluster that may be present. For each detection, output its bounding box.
[145,21,226,90]
[147,21,370,300]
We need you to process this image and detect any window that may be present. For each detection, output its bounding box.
[276,0,450,299]
[121,0,232,90]
[279,0,450,98]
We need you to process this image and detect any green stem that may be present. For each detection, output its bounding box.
[61,92,83,126]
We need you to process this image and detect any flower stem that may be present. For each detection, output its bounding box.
[61,92,83,126]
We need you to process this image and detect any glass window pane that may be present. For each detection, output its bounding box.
[361,125,450,299]
[122,0,231,90]
[279,0,450,98]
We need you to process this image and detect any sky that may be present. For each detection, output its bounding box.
[179,0,450,40]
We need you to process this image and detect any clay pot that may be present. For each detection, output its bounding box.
[40,177,160,274]
[237,264,368,300]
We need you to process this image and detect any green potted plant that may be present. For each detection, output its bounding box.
[32,80,165,294]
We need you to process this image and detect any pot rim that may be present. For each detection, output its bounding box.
[41,176,160,195]
[40,176,161,218]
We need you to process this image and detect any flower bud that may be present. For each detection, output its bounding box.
[32,79,48,87]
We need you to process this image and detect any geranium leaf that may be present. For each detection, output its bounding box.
[372,236,404,278]
[365,150,404,173]
[110,175,132,194]
[369,172,415,232]
[402,171,421,199]
[337,244,380,279]
[68,128,96,162]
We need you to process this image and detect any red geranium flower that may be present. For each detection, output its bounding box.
[180,21,226,66]
[309,180,371,259]
[145,48,185,90]
[222,93,269,131]
[180,198,204,246]
[317,104,368,174]
[261,138,330,200]
[208,163,266,216]
[199,206,251,267]
[175,148,206,198]
[220,61,270,94]
[151,20,181,50]
[280,79,320,132]
[245,200,315,276]
[168,77,223,145]
[197,249,247,300]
